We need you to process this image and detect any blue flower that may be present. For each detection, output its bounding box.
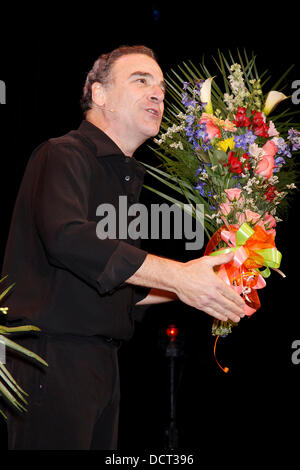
[185,114,195,125]
[195,124,208,141]
[181,92,197,109]
[288,128,300,152]
[185,125,195,143]
[201,141,213,152]
[275,138,292,158]
[193,141,201,151]
[234,130,257,151]
[273,156,286,172]
[194,79,204,90]
[194,179,206,196]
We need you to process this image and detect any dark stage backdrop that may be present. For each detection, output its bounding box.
[0,5,299,453]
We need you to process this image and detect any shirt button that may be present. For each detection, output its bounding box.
[125,175,130,182]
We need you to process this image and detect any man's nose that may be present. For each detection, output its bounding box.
[149,85,164,103]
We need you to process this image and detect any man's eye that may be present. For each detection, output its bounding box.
[136,78,147,84]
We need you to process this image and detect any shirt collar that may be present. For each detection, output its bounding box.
[78,120,126,158]
[77,119,146,175]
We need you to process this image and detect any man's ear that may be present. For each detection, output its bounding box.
[91,82,106,107]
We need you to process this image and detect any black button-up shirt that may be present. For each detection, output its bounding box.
[2,120,150,339]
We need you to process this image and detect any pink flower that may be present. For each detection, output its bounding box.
[255,212,277,237]
[245,210,261,224]
[262,140,278,157]
[236,212,246,224]
[199,116,221,140]
[255,156,275,179]
[256,221,276,237]
[225,188,243,202]
[268,121,279,137]
[263,212,276,228]
[220,202,231,215]
[254,140,278,179]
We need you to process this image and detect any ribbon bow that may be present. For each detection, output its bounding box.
[204,222,282,316]
[205,222,282,373]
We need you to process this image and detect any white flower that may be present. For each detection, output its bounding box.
[170,141,183,150]
[263,91,288,116]
[227,64,250,109]
[269,175,279,185]
[200,77,214,114]
[224,93,235,112]
[177,112,186,120]
[248,143,263,159]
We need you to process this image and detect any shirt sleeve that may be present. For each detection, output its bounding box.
[131,286,152,322]
[33,141,148,294]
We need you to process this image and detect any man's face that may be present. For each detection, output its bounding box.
[102,54,165,143]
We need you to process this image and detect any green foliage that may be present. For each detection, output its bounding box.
[0,278,48,419]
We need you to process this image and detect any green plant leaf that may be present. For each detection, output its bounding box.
[0,361,28,396]
[0,324,41,335]
[0,335,48,367]
[0,379,27,413]
[0,283,15,304]
[0,363,28,405]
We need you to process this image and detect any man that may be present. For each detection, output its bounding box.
[2,45,245,450]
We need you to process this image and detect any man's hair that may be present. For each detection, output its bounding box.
[80,45,157,115]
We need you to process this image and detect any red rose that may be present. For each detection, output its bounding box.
[251,110,269,138]
[233,107,251,127]
[254,123,269,138]
[242,152,250,171]
[265,185,276,202]
[252,110,264,127]
[226,151,243,175]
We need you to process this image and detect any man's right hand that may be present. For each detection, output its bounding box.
[173,252,246,323]
[126,252,246,322]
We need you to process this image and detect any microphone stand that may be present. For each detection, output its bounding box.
[164,334,184,450]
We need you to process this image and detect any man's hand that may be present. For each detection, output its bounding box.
[126,252,245,322]
[174,252,245,323]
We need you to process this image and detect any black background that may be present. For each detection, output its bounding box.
[0,3,299,454]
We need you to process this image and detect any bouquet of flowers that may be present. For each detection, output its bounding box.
[144,51,300,356]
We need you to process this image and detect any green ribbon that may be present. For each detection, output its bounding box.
[209,222,282,278]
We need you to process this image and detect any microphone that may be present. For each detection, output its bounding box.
[92,102,115,113]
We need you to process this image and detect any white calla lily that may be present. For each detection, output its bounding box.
[263,90,288,116]
[200,77,214,114]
